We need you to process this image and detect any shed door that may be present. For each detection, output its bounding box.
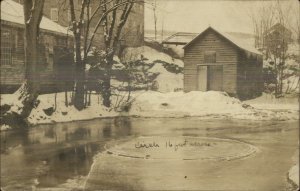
[208,65,223,91]
[197,66,207,91]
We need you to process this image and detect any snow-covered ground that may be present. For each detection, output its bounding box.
[244,93,299,110]
[1,91,298,130]
[129,91,298,120]
[289,164,299,189]
[288,150,299,190]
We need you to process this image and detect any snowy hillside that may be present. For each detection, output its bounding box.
[120,46,184,92]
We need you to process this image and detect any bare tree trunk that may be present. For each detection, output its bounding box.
[17,0,45,117]
[69,0,86,110]
[74,33,86,110]
[102,54,113,107]
[1,0,45,128]
[18,30,40,117]
[54,92,57,111]
[88,91,91,106]
[102,1,134,107]
[65,90,68,107]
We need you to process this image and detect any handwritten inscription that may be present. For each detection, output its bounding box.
[135,139,216,151]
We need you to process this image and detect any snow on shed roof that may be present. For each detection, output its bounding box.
[183,27,262,55]
[162,32,198,45]
[1,0,70,36]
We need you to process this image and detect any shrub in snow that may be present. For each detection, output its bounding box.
[153,60,183,74]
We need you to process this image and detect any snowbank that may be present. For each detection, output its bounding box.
[244,93,299,110]
[0,93,23,115]
[1,91,298,129]
[130,91,248,117]
[130,91,298,120]
[288,164,299,189]
[122,46,184,67]
[148,64,183,92]
[26,93,118,125]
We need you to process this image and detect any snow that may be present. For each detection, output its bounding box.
[0,90,298,129]
[129,91,250,117]
[244,93,299,111]
[129,91,298,121]
[289,164,299,188]
[148,64,183,92]
[121,46,184,92]
[288,43,300,56]
[163,32,198,44]
[1,0,69,35]
[1,124,11,131]
[122,46,184,67]
[0,92,23,115]
[26,93,119,125]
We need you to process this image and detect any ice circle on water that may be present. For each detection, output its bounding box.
[104,136,258,161]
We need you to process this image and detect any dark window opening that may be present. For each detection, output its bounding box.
[204,51,216,63]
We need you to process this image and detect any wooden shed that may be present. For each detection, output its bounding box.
[183,27,263,99]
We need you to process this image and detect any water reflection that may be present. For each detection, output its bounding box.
[0,117,298,190]
[0,117,133,190]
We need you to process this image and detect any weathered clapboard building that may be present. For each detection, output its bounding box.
[1,0,74,93]
[183,27,263,99]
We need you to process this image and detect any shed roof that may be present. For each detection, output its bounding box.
[162,32,198,45]
[183,27,262,55]
[1,0,70,36]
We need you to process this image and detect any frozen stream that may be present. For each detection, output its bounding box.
[0,117,298,190]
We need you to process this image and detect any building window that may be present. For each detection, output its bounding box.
[50,8,58,21]
[204,51,216,63]
[1,29,12,65]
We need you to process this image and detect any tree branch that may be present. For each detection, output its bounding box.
[112,1,134,49]
[86,0,136,53]
[107,0,120,46]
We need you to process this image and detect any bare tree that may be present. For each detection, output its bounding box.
[101,0,135,107]
[1,0,45,127]
[66,0,138,109]
[250,0,295,97]
[19,0,45,117]
[249,2,276,50]
[153,0,157,41]
[68,0,87,110]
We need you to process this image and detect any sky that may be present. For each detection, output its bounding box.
[144,0,299,35]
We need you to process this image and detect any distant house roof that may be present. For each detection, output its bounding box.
[265,23,292,36]
[162,32,198,45]
[183,27,262,55]
[1,0,70,36]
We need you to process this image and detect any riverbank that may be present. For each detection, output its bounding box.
[1,91,298,130]
[288,150,299,190]
[288,164,299,190]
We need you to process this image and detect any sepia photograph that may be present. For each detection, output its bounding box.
[0,0,299,190]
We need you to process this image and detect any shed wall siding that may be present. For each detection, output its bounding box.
[237,52,263,99]
[184,31,238,94]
